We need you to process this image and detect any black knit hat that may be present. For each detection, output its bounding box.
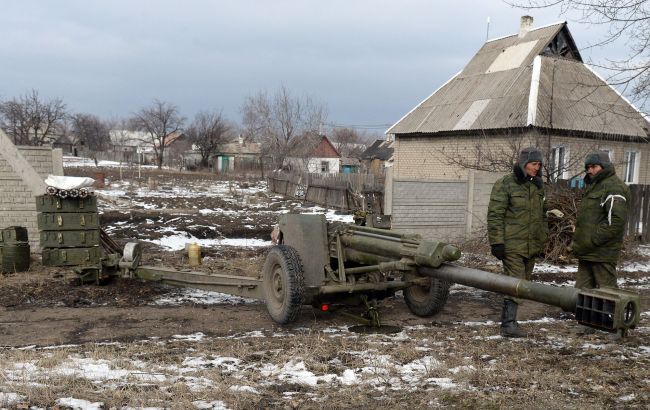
[518,147,543,168]
[584,151,611,169]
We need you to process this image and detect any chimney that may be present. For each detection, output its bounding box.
[519,15,533,38]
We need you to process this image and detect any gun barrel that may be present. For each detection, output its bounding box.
[420,265,577,312]
[336,227,460,269]
[420,264,640,333]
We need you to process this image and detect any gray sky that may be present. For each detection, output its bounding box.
[0,0,621,134]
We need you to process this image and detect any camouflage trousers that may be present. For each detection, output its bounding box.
[575,260,617,289]
[502,253,535,303]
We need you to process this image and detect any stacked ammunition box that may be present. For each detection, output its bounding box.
[36,195,102,266]
[0,226,31,273]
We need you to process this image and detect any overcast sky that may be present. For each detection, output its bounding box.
[0,1,623,134]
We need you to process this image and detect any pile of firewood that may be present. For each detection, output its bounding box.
[543,183,582,263]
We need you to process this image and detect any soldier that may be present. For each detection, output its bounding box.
[487,147,548,338]
[572,152,630,290]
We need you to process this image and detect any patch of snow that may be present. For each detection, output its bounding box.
[145,233,271,250]
[55,398,103,410]
[229,385,260,394]
[581,343,608,350]
[534,263,577,273]
[0,392,25,405]
[618,394,635,402]
[448,365,477,374]
[424,377,457,389]
[172,332,206,341]
[193,400,230,410]
[153,288,257,306]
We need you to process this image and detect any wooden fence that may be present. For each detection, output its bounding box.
[267,171,384,212]
[628,184,650,242]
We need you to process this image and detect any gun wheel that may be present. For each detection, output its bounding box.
[262,245,305,324]
[403,274,450,317]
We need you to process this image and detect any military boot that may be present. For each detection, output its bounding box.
[500,299,527,338]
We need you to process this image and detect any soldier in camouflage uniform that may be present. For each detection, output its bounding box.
[487,147,548,338]
[572,152,630,290]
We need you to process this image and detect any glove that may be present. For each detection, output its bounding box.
[491,244,505,260]
[546,209,564,218]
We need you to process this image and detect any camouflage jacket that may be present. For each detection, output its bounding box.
[573,164,630,263]
[487,166,548,258]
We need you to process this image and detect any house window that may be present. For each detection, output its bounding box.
[320,161,329,173]
[550,146,569,181]
[624,151,640,184]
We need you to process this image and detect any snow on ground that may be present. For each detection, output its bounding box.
[146,233,272,251]
[2,321,649,409]
[63,156,158,169]
[153,288,258,306]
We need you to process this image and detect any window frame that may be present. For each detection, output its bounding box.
[550,145,570,181]
[624,150,640,184]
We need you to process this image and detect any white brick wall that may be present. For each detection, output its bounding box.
[0,146,59,251]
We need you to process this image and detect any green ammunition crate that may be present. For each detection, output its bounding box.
[42,247,101,266]
[0,243,31,273]
[0,226,29,244]
[40,230,101,248]
[37,213,99,231]
[36,195,97,213]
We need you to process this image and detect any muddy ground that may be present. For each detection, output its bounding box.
[1,167,649,408]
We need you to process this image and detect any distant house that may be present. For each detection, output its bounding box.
[52,134,80,156]
[107,130,189,166]
[162,131,192,166]
[340,157,361,174]
[284,135,341,174]
[360,139,394,177]
[109,130,150,163]
[215,138,262,172]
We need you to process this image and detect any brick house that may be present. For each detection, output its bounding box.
[386,17,650,240]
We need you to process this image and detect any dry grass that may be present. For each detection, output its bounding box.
[1,321,649,409]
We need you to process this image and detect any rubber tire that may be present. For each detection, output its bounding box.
[262,245,305,324]
[403,274,451,317]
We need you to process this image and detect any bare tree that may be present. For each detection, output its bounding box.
[331,127,369,158]
[241,85,327,168]
[0,89,67,145]
[186,110,231,167]
[131,100,185,169]
[508,0,650,110]
[71,113,111,152]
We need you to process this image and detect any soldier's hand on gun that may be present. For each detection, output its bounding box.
[490,244,505,260]
[546,209,564,218]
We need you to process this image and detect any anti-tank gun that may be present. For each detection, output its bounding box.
[118,214,640,335]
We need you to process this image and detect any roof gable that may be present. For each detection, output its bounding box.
[287,135,341,158]
[361,139,394,161]
[384,21,650,139]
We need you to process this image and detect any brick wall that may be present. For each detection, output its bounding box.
[394,132,650,184]
[0,147,62,251]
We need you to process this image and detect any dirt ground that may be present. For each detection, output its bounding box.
[2,167,649,408]
[0,258,566,347]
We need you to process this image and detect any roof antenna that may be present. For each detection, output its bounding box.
[486,16,491,41]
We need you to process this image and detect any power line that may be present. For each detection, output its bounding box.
[325,122,392,130]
